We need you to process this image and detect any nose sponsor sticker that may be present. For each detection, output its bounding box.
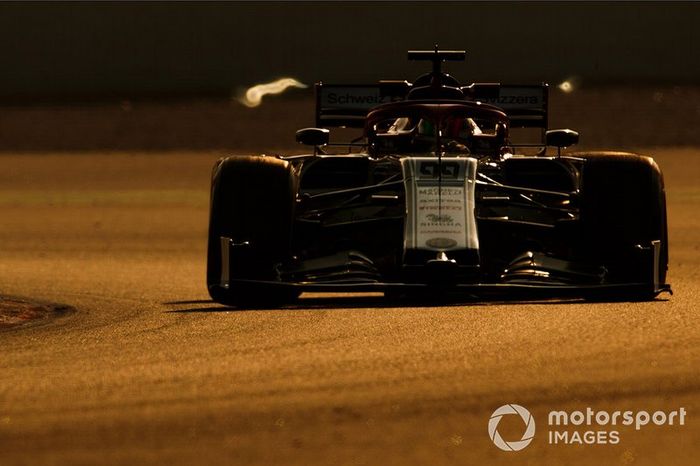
[401,157,479,252]
[426,237,458,249]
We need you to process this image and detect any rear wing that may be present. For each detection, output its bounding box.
[462,83,548,130]
[315,82,549,131]
[315,84,404,128]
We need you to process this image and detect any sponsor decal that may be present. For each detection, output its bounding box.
[479,94,540,106]
[324,92,388,107]
[425,214,454,224]
[321,87,401,109]
[475,86,545,110]
[402,157,479,252]
[418,161,461,179]
[425,238,458,249]
[415,185,466,250]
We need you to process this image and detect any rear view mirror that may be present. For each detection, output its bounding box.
[546,129,579,148]
[296,128,329,146]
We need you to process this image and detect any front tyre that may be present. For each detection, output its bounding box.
[207,155,300,306]
[578,152,669,300]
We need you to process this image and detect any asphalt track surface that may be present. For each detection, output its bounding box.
[0,149,698,465]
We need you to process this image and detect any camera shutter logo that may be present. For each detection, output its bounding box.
[488,404,536,451]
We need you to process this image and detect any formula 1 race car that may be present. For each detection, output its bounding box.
[207,48,670,306]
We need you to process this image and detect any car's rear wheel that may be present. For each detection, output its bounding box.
[577,152,668,300]
[207,155,300,306]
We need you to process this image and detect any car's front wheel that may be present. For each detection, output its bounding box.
[207,155,300,307]
[577,151,668,300]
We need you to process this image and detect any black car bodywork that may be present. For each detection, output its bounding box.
[207,49,671,305]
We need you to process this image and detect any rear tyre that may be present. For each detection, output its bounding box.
[577,152,668,300]
[207,155,300,306]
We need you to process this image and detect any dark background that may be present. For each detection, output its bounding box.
[0,2,698,101]
[1,2,698,151]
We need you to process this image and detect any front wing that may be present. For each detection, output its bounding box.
[221,278,672,300]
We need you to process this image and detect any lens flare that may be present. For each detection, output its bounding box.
[558,79,575,93]
[239,78,307,107]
